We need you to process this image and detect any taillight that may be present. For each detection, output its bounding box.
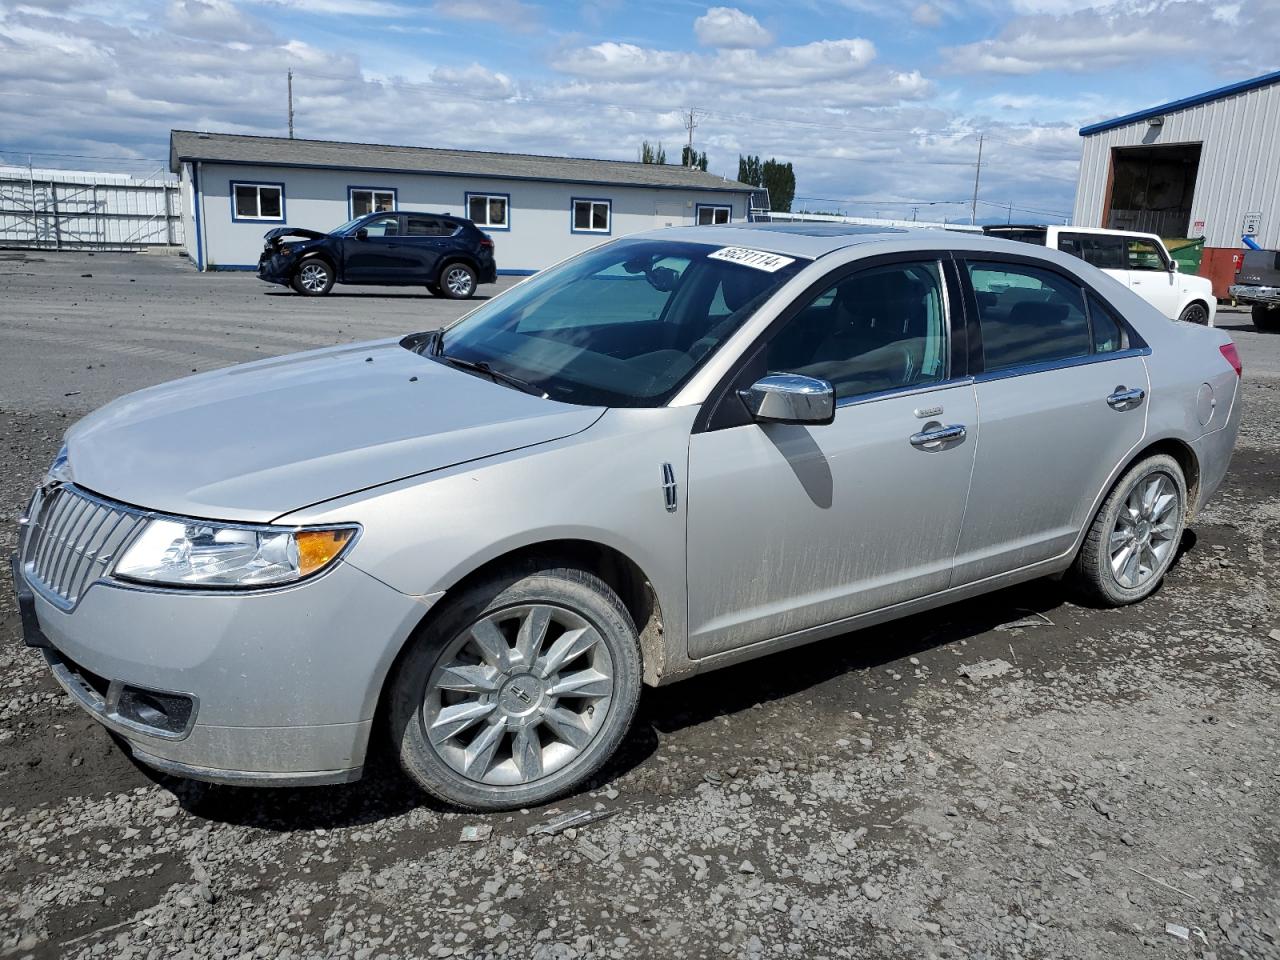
[1219,342,1242,377]
[479,236,494,248]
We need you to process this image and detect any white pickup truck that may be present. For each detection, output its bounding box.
[984,225,1216,326]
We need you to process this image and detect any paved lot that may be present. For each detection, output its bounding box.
[1,251,1279,960]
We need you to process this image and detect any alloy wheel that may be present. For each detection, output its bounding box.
[421,604,615,786]
[444,266,474,297]
[1108,471,1180,589]
[300,262,329,292]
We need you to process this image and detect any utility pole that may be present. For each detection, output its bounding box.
[287,69,295,139]
[1007,200,1012,224]
[684,110,697,168]
[969,133,984,225]
[911,206,919,222]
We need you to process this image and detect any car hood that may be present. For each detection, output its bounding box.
[262,226,328,242]
[64,339,605,522]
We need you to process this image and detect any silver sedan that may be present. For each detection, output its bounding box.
[13,224,1242,810]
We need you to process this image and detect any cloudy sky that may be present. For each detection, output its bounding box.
[1,0,1276,223]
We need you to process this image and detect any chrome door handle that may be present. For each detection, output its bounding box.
[1107,387,1146,408]
[910,424,966,447]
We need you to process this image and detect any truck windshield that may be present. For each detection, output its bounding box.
[418,238,808,407]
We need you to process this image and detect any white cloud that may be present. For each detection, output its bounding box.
[431,0,540,30]
[258,0,415,15]
[911,3,943,26]
[694,6,772,48]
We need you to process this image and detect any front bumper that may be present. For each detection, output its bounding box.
[1229,283,1280,305]
[257,252,296,286]
[12,550,434,786]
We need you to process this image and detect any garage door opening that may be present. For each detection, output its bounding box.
[1105,142,1201,237]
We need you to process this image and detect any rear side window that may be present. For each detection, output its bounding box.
[1087,292,1128,353]
[406,217,458,237]
[968,262,1090,372]
[1057,233,1126,270]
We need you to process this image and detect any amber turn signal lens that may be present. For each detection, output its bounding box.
[295,528,355,576]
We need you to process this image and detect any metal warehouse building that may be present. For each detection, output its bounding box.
[1073,68,1280,297]
[169,130,756,274]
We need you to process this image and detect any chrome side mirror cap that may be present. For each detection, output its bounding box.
[739,374,835,426]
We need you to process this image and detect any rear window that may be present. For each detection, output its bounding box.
[969,262,1091,372]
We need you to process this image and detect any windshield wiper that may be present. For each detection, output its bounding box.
[435,353,547,399]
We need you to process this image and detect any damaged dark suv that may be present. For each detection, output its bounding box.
[257,210,498,299]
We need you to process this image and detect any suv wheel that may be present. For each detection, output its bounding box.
[292,259,334,296]
[1072,454,1187,607]
[427,282,442,297]
[440,263,477,300]
[1177,301,1209,325]
[388,565,642,810]
[1253,303,1280,332]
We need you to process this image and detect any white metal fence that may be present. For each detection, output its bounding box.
[0,166,184,250]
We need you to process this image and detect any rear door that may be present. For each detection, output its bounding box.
[1055,231,1128,287]
[951,257,1149,583]
[342,214,417,282]
[402,215,460,282]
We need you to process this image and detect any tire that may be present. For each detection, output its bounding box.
[388,564,642,810]
[438,262,477,300]
[1252,303,1280,332]
[1071,454,1187,607]
[292,259,334,296]
[1178,301,1209,325]
[427,282,443,297]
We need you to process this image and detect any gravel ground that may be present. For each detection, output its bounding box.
[1,251,1278,960]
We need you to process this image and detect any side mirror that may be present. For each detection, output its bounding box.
[355,228,368,241]
[739,374,835,426]
[1168,260,1180,273]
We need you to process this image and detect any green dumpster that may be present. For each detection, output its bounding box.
[1165,237,1204,274]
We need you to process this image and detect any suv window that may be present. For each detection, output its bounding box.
[968,262,1090,371]
[361,215,400,238]
[1125,238,1167,271]
[766,261,948,400]
[406,217,457,237]
[1057,232,1126,270]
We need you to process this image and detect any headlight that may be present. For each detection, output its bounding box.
[114,519,357,588]
[49,444,73,484]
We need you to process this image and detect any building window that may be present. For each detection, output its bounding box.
[231,182,284,221]
[349,187,396,218]
[572,198,611,234]
[466,193,509,230]
[696,204,732,225]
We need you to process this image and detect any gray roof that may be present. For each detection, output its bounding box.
[638,221,1025,260]
[169,130,753,194]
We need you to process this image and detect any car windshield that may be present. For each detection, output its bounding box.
[419,238,808,407]
[330,218,365,236]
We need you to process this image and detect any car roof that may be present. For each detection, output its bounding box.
[634,222,1046,260]
[988,223,1161,242]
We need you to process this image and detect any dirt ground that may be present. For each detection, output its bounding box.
[1,250,1278,960]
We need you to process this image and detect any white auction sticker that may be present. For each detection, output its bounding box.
[707,246,796,272]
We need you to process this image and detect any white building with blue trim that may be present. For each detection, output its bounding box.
[169,130,756,274]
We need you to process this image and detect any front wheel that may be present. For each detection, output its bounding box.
[1071,454,1187,606]
[292,259,334,296]
[439,262,477,300]
[1253,303,1280,332]
[1178,301,1209,325]
[426,282,442,297]
[388,565,642,810]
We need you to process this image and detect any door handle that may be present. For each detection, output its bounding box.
[910,424,966,447]
[1107,386,1146,409]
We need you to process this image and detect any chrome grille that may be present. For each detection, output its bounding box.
[22,485,147,609]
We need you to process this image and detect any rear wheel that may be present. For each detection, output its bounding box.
[1252,303,1280,332]
[427,282,442,297]
[388,565,642,810]
[1178,301,1209,325]
[439,262,477,300]
[292,259,334,296]
[1072,454,1187,606]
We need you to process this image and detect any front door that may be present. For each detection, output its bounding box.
[343,214,417,282]
[951,259,1149,583]
[686,257,977,659]
[1121,235,1182,319]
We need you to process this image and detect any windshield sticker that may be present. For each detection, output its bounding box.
[707,246,796,272]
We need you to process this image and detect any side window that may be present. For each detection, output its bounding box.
[1126,238,1167,271]
[765,261,948,400]
[968,262,1090,371]
[406,217,456,237]
[1087,292,1127,354]
[361,215,400,238]
[1058,233,1125,270]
